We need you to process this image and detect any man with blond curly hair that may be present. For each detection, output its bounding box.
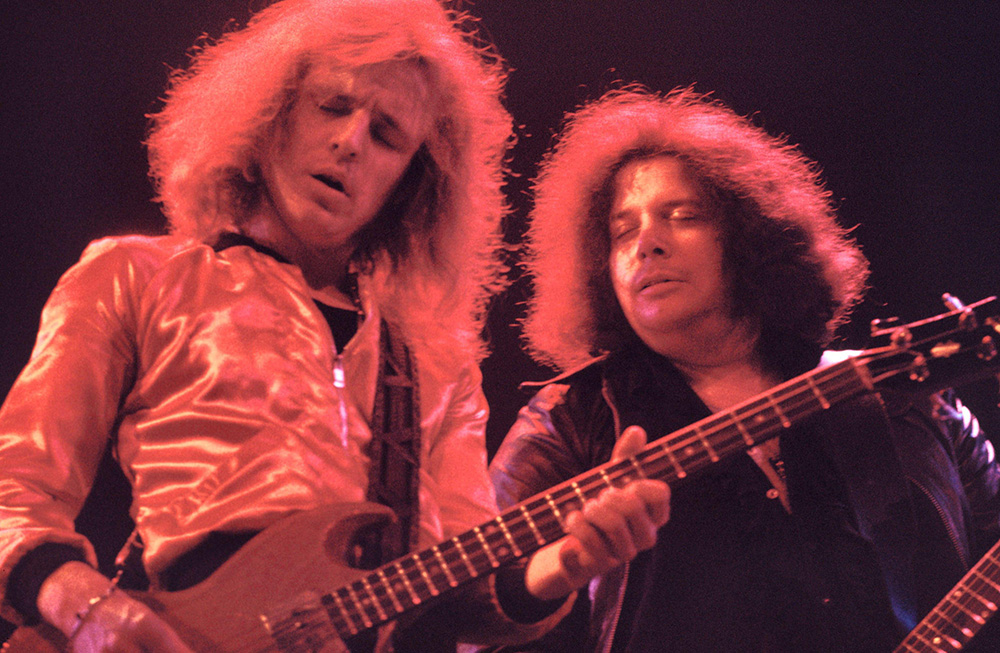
[489,87,1000,651]
[0,3,666,651]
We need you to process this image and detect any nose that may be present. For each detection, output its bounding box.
[635,215,670,259]
[331,110,369,159]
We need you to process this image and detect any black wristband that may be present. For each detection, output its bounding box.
[494,559,567,624]
[7,543,88,624]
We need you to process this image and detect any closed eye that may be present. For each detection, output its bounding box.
[318,96,353,116]
[370,113,408,151]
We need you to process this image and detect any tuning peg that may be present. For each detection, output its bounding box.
[942,293,966,311]
[870,316,901,338]
[942,293,981,331]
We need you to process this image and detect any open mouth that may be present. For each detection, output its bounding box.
[314,174,346,195]
[640,277,674,291]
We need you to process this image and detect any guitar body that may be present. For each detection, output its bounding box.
[5,503,397,653]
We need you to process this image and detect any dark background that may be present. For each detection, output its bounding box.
[2,0,999,637]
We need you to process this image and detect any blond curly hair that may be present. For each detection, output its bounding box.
[146,0,512,360]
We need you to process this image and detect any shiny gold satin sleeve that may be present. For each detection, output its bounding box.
[0,236,185,621]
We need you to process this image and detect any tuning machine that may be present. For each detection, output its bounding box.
[870,316,913,349]
[943,292,980,331]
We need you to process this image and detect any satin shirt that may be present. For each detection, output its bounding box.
[0,235,500,621]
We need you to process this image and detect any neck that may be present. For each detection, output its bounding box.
[239,212,357,309]
[652,320,778,412]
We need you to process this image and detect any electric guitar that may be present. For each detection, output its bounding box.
[8,295,1000,652]
[896,537,1000,652]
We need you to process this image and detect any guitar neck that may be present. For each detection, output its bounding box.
[308,357,874,641]
[895,539,1000,652]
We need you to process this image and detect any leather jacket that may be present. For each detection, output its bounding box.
[489,345,1000,652]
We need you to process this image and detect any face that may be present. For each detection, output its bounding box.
[608,155,734,354]
[258,59,435,263]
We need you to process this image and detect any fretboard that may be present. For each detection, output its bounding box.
[895,539,1000,652]
[318,357,873,639]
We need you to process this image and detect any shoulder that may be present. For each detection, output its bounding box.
[517,356,619,440]
[521,355,608,395]
[44,235,196,305]
[70,234,197,281]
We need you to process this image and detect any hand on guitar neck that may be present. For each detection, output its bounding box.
[524,425,672,601]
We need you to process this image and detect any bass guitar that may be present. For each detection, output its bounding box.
[8,295,1000,652]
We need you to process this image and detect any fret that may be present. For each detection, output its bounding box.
[732,415,755,447]
[330,590,361,635]
[496,516,523,558]
[431,545,459,587]
[766,394,792,428]
[412,553,440,596]
[949,596,985,627]
[920,629,961,651]
[393,560,422,605]
[450,537,478,577]
[971,567,1000,594]
[571,481,587,505]
[693,425,719,462]
[375,568,404,614]
[629,457,648,479]
[473,526,500,567]
[598,467,616,488]
[659,441,688,479]
[520,505,547,545]
[848,357,876,392]
[359,577,388,622]
[345,584,374,628]
[806,375,831,409]
[712,426,751,461]
[545,493,566,529]
[958,586,993,621]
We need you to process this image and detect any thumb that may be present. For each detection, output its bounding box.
[611,425,649,462]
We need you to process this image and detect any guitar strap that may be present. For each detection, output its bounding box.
[111,240,422,589]
[366,319,421,562]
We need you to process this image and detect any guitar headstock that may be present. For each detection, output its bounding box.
[860,294,1000,396]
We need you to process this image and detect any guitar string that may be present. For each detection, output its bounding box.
[914,549,1000,633]
[322,361,868,637]
[322,361,867,637]
[916,558,1000,641]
